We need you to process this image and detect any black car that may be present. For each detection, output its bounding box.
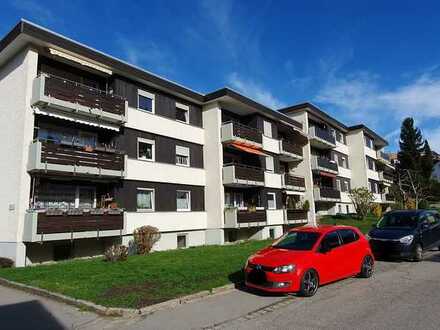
[368,210,440,261]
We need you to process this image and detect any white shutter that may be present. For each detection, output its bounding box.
[263,120,272,137]
[266,156,274,172]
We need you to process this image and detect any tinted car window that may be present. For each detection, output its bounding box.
[423,214,439,226]
[377,213,419,229]
[272,231,321,251]
[339,229,359,245]
[321,231,341,249]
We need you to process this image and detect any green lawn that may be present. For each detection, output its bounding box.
[0,240,271,309]
[319,214,379,233]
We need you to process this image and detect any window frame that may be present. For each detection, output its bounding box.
[265,155,275,173]
[319,231,342,252]
[175,145,190,167]
[137,137,155,162]
[267,192,277,210]
[338,229,359,245]
[263,120,273,138]
[175,102,190,124]
[136,188,155,212]
[137,89,155,113]
[177,234,188,248]
[176,190,191,212]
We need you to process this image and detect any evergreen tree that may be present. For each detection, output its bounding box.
[421,139,434,181]
[397,117,424,172]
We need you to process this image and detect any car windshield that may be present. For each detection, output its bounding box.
[377,213,419,229]
[272,231,320,251]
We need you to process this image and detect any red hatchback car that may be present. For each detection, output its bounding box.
[245,225,374,297]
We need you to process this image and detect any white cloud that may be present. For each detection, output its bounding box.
[115,36,176,74]
[11,0,55,23]
[227,72,286,109]
[424,127,440,152]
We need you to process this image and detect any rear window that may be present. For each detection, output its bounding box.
[338,229,359,245]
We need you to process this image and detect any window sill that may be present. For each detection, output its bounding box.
[137,108,155,114]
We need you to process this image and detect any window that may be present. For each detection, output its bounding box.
[177,234,187,248]
[137,188,154,211]
[176,145,190,166]
[320,231,341,250]
[176,190,191,211]
[366,156,375,171]
[267,192,276,209]
[175,102,189,123]
[335,153,349,169]
[365,135,374,149]
[263,120,273,137]
[225,191,244,208]
[266,155,274,172]
[346,205,350,214]
[269,228,275,239]
[335,131,346,144]
[338,229,359,245]
[138,138,155,161]
[338,205,342,214]
[138,90,155,113]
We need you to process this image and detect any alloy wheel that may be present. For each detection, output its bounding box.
[302,270,319,296]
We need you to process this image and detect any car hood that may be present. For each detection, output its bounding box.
[369,227,415,240]
[249,247,312,267]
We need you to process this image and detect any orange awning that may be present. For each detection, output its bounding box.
[230,142,267,156]
[319,171,336,178]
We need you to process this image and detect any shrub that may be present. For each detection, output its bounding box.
[371,203,382,218]
[418,200,430,209]
[104,245,128,262]
[349,187,375,220]
[0,257,14,268]
[133,226,161,255]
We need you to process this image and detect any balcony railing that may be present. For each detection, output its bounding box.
[311,156,338,174]
[309,126,336,146]
[224,208,267,228]
[280,139,303,157]
[285,209,308,223]
[28,139,125,177]
[32,74,127,124]
[283,174,306,190]
[221,121,262,145]
[314,187,341,201]
[223,163,265,186]
[23,209,124,242]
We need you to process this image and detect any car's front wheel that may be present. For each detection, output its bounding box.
[298,269,319,297]
[359,255,374,278]
[414,244,423,261]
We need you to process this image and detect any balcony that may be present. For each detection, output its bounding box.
[311,156,338,174]
[284,209,308,224]
[221,121,262,147]
[309,126,336,149]
[382,193,395,203]
[23,209,124,242]
[28,139,125,178]
[223,163,265,187]
[379,171,394,185]
[32,74,127,124]
[224,208,267,228]
[279,140,303,161]
[377,151,391,163]
[313,187,341,202]
[282,174,306,191]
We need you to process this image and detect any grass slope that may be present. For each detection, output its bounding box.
[319,214,379,234]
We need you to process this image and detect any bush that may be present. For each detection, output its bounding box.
[418,200,430,209]
[371,203,382,218]
[104,245,128,262]
[0,257,14,268]
[133,226,161,255]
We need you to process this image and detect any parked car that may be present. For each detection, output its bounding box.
[368,210,440,261]
[244,225,374,297]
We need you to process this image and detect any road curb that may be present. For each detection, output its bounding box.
[0,278,237,317]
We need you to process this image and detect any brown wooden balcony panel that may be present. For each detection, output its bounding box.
[44,75,125,116]
[285,174,305,188]
[231,122,262,144]
[41,141,125,172]
[37,212,123,234]
[319,187,341,199]
[282,141,303,156]
[237,210,267,223]
[316,157,338,172]
[385,194,394,201]
[234,164,265,182]
[286,209,308,221]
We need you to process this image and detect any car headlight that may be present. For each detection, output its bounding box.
[272,264,296,274]
[399,235,414,245]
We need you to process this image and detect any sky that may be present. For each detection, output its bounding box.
[2,0,440,152]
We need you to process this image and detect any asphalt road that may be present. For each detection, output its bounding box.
[1,250,440,330]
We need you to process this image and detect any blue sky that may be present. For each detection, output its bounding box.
[2,0,440,151]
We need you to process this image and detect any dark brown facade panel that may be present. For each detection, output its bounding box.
[115,180,205,212]
[112,77,203,128]
[118,127,204,168]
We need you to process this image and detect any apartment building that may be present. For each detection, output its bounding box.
[280,104,395,216]
[0,20,313,266]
